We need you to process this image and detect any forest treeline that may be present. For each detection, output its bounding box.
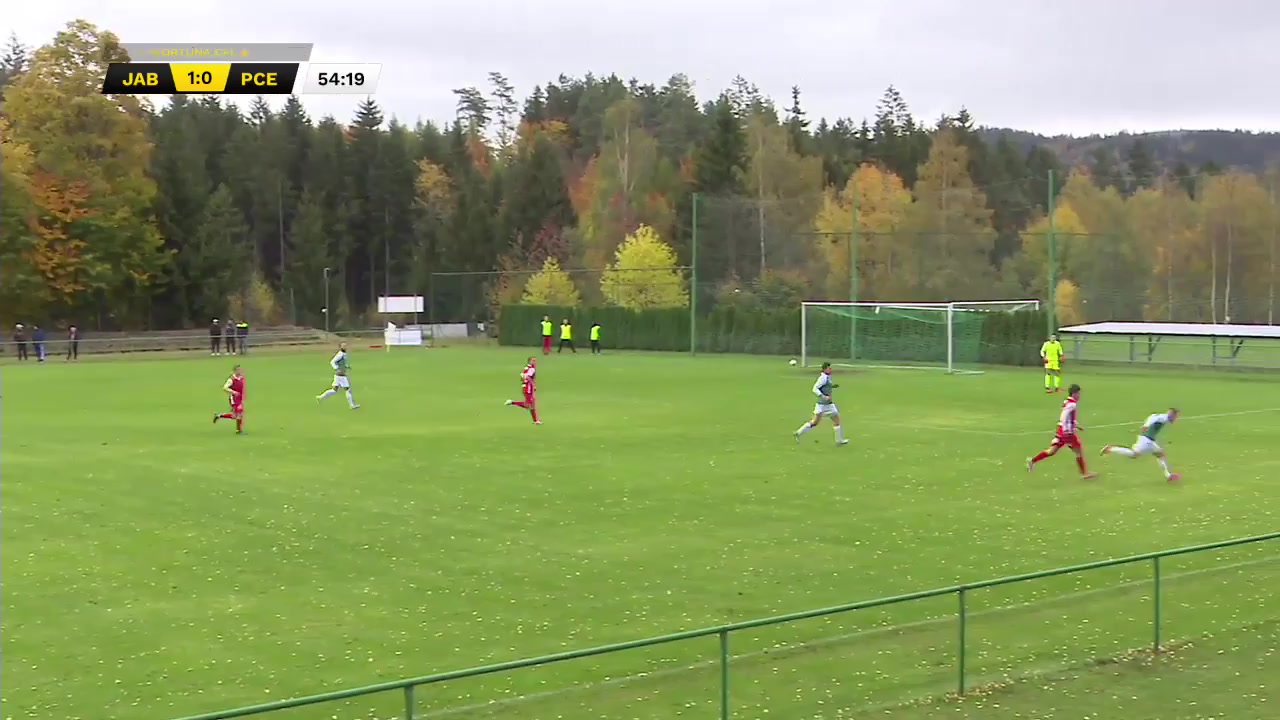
[3,20,1279,330]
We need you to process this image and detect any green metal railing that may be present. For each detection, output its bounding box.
[176,531,1279,720]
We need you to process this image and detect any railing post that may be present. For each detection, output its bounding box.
[1152,556,1162,654]
[403,684,414,720]
[719,629,730,720]
[957,588,968,695]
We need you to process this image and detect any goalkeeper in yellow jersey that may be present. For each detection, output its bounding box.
[1040,334,1065,393]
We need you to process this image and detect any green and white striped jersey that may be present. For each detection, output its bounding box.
[331,350,350,374]
[1141,413,1172,440]
[813,372,835,403]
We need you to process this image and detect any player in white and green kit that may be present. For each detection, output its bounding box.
[794,362,850,446]
[316,342,360,409]
[1100,408,1179,481]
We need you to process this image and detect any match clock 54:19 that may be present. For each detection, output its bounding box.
[301,63,383,95]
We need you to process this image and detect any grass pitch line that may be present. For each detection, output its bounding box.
[404,553,1278,719]
[896,406,1280,438]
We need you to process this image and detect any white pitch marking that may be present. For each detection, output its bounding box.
[879,406,1280,438]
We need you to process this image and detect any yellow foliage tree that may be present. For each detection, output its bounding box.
[901,129,997,298]
[414,159,455,221]
[1199,171,1274,323]
[4,20,165,321]
[1127,182,1202,321]
[1055,278,1085,326]
[600,224,688,308]
[521,257,581,306]
[1009,202,1089,298]
[0,116,42,319]
[1056,169,1145,319]
[812,163,912,299]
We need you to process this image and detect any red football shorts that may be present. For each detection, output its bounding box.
[542,336,552,351]
[230,396,243,414]
[523,390,536,404]
[1051,431,1081,451]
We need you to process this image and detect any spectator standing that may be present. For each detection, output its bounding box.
[237,320,249,354]
[224,318,236,355]
[66,325,79,361]
[540,315,554,355]
[13,324,28,361]
[558,318,576,354]
[33,325,47,361]
[210,318,222,355]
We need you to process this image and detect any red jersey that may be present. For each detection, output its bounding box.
[228,375,245,405]
[1056,396,1078,435]
[521,364,536,395]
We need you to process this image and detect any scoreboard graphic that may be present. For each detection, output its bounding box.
[101,43,380,95]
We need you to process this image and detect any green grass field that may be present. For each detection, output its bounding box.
[3,346,1278,720]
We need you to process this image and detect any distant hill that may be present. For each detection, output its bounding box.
[977,128,1280,174]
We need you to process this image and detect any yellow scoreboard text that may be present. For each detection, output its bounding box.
[101,63,300,95]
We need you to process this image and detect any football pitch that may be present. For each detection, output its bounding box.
[3,346,1278,719]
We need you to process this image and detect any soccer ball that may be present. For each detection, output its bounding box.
[789,359,798,366]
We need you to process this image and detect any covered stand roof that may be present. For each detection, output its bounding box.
[1058,322,1280,339]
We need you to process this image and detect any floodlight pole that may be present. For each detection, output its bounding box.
[691,192,699,356]
[850,186,860,361]
[323,267,331,334]
[1046,169,1057,337]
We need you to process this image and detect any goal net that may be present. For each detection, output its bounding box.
[800,300,1041,374]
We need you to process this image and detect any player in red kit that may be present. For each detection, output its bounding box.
[213,365,246,434]
[504,357,541,424]
[1027,383,1095,478]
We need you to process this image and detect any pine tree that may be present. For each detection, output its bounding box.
[501,133,573,251]
[785,86,810,154]
[0,33,31,90]
[988,135,1032,263]
[183,185,250,322]
[345,98,385,309]
[1088,147,1121,190]
[376,120,419,297]
[284,190,332,327]
[522,85,547,124]
[453,86,489,136]
[150,98,213,325]
[488,72,518,156]
[1126,138,1158,195]
[693,97,746,195]
[1026,145,1064,215]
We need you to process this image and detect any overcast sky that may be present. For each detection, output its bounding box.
[10,0,1280,136]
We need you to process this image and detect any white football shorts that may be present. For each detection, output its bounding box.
[333,374,351,389]
[813,402,839,417]
[1134,436,1162,455]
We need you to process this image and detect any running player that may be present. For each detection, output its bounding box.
[1041,333,1065,393]
[316,342,359,409]
[1027,383,1095,478]
[504,356,541,424]
[1101,408,1180,482]
[794,362,849,446]
[213,365,246,434]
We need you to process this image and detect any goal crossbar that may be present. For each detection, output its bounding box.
[800,299,1041,374]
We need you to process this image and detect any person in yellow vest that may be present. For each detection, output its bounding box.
[1040,333,1065,393]
[589,321,602,355]
[540,315,554,355]
[558,318,576,354]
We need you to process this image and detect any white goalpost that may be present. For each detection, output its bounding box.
[800,300,1041,374]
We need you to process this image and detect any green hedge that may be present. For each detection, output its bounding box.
[499,304,1048,367]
